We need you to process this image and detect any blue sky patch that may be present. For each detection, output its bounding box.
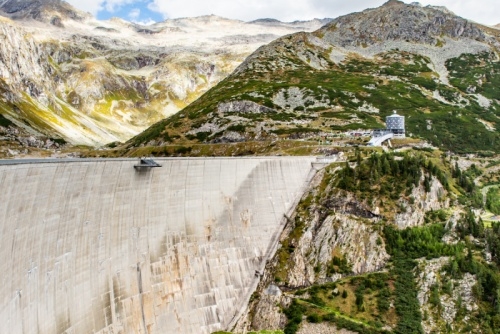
[96,1,165,25]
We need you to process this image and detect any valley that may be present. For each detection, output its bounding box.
[0,1,500,334]
[0,0,329,146]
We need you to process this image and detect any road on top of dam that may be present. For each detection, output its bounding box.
[0,156,322,165]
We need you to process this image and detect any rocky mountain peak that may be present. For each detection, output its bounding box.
[250,18,281,24]
[319,1,486,48]
[382,0,404,7]
[0,0,90,25]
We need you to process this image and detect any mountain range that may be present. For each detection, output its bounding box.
[0,0,330,147]
[131,0,500,154]
[1,0,499,155]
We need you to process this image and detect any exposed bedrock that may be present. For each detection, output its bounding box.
[0,157,315,333]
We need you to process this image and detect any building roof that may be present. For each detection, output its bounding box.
[387,111,403,118]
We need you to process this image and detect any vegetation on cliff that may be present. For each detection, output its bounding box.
[237,149,500,334]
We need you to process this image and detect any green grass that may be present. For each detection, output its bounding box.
[129,48,500,154]
[447,52,500,100]
[283,278,394,334]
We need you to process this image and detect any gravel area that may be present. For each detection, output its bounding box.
[297,322,357,334]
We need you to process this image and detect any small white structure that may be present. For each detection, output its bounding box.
[368,132,393,146]
[386,111,405,138]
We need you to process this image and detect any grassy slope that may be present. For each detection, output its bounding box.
[128,32,500,154]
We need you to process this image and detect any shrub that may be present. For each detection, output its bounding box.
[307,314,322,323]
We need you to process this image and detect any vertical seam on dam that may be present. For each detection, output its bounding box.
[137,263,147,334]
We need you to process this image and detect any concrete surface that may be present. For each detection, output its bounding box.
[0,157,315,334]
[367,133,393,146]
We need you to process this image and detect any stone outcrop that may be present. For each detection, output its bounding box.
[395,176,449,228]
[248,284,289,330]
[416,257,479,333]
[0,0,90,23]
[286,213,389,287]
[218,100,276,114]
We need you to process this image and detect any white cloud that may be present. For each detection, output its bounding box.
[65,0,138,14]
[65,0,103,15]
[129,8,141,20]
[66,0,500,25]
[126,7,155,25]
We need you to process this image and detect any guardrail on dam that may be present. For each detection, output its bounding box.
[0,157,316,333]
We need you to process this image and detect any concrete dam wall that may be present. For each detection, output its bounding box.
[0,157,315,334]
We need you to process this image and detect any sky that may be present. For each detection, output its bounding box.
[65,0,499,26]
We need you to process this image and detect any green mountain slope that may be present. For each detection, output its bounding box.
[130,1,500,154]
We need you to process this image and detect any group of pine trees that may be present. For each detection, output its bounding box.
[281,151,500,333]
[486,187,500,215]
[336,151,448,201]
[452,162,483,208]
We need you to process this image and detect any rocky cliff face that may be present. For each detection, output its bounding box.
[395,176,449,228]
[416,257,479,333]
[319,0,488,48]
[232,151,484,333]
[0,0,330,146]
[0,0,89,24]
